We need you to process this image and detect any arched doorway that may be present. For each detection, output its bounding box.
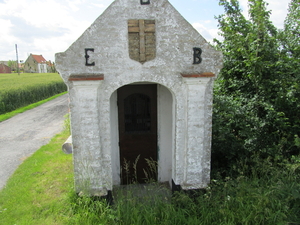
[110,83,173,186]
[117,84,157,184]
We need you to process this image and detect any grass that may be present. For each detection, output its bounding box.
[0,121,299,225]
[0,73,67,114]
[0,127,73,225]
[0,73,63,93]
[0,107,299,224]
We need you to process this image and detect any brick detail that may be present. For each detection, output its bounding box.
[181,72,215,78]
[69,74,104,81]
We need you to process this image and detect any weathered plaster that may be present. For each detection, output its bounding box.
[55,0,222,195]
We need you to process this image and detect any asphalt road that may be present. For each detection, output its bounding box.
[0,94,69,190]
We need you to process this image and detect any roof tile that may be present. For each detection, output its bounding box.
[32,54,47,63]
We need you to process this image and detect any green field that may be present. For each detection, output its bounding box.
[0,73,67,114]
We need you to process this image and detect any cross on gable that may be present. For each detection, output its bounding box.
[128,19,156,63]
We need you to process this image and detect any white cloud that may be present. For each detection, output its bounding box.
[0,0,97,61]
[0,0,292,62]
[238,0,289,29]
[0,18,19,44]
[192,22,221,43]
[91,3,106,8]
[2,0,73,29]
[0,18,21,60]
[182,0,290,45]
[267,1,290,29]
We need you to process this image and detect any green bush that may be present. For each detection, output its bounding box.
[211,0,300,176]
[0,82,67,114]
[0,73,67,114]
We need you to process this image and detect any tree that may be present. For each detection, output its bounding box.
[211,0,300,175]
[277,0,300,155]
[280,0,300,58]
[7,60,18,72]
[48,61,57,73]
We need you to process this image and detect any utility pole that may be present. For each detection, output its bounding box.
[15,44,20,75]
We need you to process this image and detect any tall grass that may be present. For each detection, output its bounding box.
[69,161,300,225]
[0,73,67,114]
[0,115,299,224]
[1,140,299,225]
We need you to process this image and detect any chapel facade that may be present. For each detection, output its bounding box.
[56,0,223,196]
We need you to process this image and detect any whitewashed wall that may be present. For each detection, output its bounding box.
[56,0,222,196]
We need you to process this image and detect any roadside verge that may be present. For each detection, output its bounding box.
[0,91,68,122]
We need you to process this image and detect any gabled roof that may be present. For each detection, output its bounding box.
[56,0,223,79]
[31,54,47,63]
[0,63,10,67]
[0,63,11,73]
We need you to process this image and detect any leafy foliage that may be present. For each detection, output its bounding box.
[212,0,300,175]
[7,60,18,72]
[0,73,67,114]
[280,0,300,58]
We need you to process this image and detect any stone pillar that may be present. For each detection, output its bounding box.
[69,75,108,196]
[180,73,214,190]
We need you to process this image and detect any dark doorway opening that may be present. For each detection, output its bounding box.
[118,84,157,184]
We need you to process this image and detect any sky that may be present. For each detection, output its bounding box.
[0,0,290,62]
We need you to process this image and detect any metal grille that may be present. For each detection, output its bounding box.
[124,94,151,133]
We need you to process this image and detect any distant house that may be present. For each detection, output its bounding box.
[0,63,11,73]
[24,54,48,73]
[0,61,9,65]
[47,60,56,73]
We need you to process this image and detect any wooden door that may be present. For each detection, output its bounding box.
[118,84,157,184]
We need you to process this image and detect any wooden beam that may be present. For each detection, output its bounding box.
[139,20,146,62]
[69,74,104,81]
